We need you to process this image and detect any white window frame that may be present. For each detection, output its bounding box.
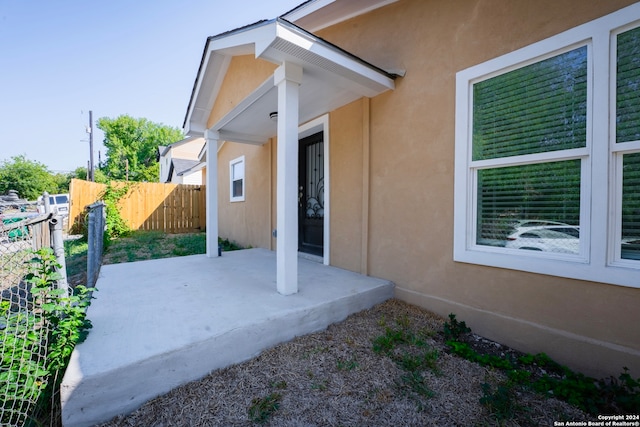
[229,155,245,202]
[453,3,640,288]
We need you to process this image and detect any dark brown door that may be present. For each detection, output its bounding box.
[299,132,324,256]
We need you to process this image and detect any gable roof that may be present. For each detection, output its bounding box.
[172,158,201,176]
[184,15,396,143]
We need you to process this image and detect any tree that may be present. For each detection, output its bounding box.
[70,166,108,184]
[97,115,183,181]
[0,155,61,200]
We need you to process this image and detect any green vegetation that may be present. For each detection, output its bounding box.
[372,316,439,402]
[100,182,131,243]
[0,155,69,200]
[101,231,208,264]
[443,314,640,419]
[1,248,93,426]
[480,382,523,423]
[247,392,282,424]
[63,238,88,279]
[97,115,184,182]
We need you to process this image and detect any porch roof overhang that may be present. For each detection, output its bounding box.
[184,18,396,144]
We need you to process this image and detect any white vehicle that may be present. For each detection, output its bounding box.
[38,193,70,216]
[505,226,580,254]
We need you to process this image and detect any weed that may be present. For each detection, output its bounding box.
[480,382,523,422]
[395,314,411,330]
[396,349,439,374]
[377,315,387,327]
[443,313,470,341]
[445,313,640,416]
[400,371,434,398]
[372,317,439,405]
[172,233,206,256]
[1,248,94,426]
[336,357,358,371]
[506,369,532,384]
[218,237,243,252]
[247,392,281,424]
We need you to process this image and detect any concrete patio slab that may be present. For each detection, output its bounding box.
[60,248,394,427]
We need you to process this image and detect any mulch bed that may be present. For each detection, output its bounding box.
[98,299,591,426]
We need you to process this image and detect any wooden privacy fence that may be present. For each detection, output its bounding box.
[69,179,206,233]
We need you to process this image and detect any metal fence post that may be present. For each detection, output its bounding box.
[87,205,96,287]
[49,214,69,299]
[43,191,51,214]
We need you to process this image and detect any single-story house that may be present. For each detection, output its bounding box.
[158,136,205,184]
[183,0,640,378]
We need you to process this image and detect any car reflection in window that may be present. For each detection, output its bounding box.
[505,226,580,254]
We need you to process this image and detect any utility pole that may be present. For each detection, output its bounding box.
[87,110,95,182]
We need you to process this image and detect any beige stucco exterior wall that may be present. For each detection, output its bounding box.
[328,101,365,273]
[313,0,640,378]
[216,141,272,250]
[205,0,639,378]
[207,55,277,129]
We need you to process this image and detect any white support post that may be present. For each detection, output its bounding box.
[274,62,303,295]
[205,129,220,258]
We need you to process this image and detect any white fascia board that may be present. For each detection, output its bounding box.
[284,0,335,23]
[283,0,399,33]
[185,52,231,136]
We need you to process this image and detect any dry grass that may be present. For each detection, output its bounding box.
[98,300,590,427]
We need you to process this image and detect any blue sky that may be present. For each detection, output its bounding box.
[0,0,302,173]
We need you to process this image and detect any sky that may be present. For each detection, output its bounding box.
[0,0,303,173]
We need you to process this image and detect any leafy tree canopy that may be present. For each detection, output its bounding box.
[0,155,62,200]
[71,166,108,184]
[98,115,183,182]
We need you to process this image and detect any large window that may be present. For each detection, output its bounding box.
[229,156,245,202]
[454,4,640,287]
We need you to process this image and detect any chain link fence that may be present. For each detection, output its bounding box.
[0,212,65,425]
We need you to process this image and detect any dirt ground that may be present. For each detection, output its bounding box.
[98,299,592,427]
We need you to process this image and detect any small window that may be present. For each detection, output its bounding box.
[229,156,245,202]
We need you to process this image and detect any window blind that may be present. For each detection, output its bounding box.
[622,153,640,260]
[476,160,581,249]
[617,26,640,143]
[473,47,587,160]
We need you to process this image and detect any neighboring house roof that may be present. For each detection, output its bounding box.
[172,158,200,177]
[159,136,206,183]
[183,14,397,142]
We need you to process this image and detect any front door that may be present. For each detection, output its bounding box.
[299,132,324,256]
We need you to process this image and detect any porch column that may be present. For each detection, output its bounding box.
[274,62,303,295]
[205,129,219,258]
